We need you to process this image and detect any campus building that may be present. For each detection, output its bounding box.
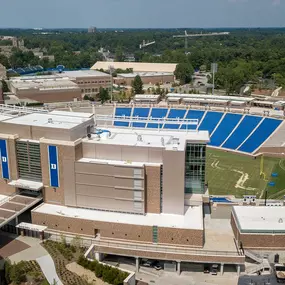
[114,72,175,86]
[0,104,248,273]
[57,70,112,97]
[7,70,112,103]
[8,75,82,103]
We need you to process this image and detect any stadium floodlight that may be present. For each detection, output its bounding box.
[211,63,218,95]
[109,65,115,102]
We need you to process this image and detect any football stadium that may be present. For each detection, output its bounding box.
[1,99,285,276]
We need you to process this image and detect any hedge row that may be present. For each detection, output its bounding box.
[77,255,129,285]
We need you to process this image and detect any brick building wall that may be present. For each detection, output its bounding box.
[40,142,77,205]
[16,89,82,103]
[231,213,285,249]
[145,166,161,214]
[32,211,204,247]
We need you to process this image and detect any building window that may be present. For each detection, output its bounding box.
[134,191,142,201]
[81,89,84,93]
[134,180,142,189]
[152,226,158,243]
[184,143,206,194]
[134,169,142,178]
[134,201,142,211]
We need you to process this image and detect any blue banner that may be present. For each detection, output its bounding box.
[0,139,10,179]
[48,145,59,187]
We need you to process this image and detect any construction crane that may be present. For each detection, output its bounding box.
[173,31,230,51]
[139,40,155,49]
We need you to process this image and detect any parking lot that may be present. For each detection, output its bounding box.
[102,255,239,285]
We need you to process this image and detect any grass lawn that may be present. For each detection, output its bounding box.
[206,148,285,199]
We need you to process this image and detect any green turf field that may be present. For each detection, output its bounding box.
[206,148,285,199]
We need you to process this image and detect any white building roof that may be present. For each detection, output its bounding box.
[0,114,12,122]
[10,76,79,91]
[118,72,174,78]
[233,206,285,233]
[2,112,92,129]
[57,70,110,79]
[134,94,160,100]
[91,61,177,73]
[33,203,203,230]
[167,93,254,102]
[49,110,93,118]
[85,127,209,150]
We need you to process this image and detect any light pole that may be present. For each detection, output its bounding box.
[109,65,114,102]
[211,63,218,95]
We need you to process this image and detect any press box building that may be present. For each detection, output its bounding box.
[0,106,245,270]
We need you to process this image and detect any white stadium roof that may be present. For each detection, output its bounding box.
[91,61,177,73]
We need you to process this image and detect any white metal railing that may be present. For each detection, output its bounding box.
[0,104,48,115]
[46,231,242,258]
[96,114,199,127]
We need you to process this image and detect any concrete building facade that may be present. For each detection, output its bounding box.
[57,70,111,97]
[114,72,175,86]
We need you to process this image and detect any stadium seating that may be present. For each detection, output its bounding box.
[164,109,186,129]
[132,108,151,128]
[147,108,168,129]
[210,113,243,147]
[222,115,262,150]
[114,107,132,127]
[180,110,205,130]
[198,111,224,135]
[112,106,283,154]
[238,118,282,153]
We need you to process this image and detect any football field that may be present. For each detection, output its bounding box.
[206,148,285,199]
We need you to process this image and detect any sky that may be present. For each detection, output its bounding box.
[0,0,285,29]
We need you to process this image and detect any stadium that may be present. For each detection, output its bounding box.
[1,96,285,276]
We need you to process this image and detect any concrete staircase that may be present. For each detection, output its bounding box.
[245,250,271,275]
[244,250,263,263]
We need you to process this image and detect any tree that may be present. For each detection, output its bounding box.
[1,80,9,92]
[98,87,110,104]
[174,62,194,85]
[131,75,143,94]
[115,47,125,62]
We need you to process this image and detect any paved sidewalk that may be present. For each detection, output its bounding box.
[37,255,63,285]
[9,236,48,263]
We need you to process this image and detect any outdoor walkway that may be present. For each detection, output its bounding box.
[37,255,63,285]
[6,234,63,285]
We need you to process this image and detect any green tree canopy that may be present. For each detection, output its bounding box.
[174,62,194,85]
[99,87,110,104]
[131,75,144,94]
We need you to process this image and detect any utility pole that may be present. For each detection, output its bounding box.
[211,63,218,95]
[109,65,114,102]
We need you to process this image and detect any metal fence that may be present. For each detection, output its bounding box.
[45,231,241,258]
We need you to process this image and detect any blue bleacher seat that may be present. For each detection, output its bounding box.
[209,113,243,147]
[147,108,168,129]
[238,118,282,153]
[164,109,186,129]
[132,108,150,128]
[180,110,205,130]
[114,107,132,127]
[222,115,262,150]
[198,111,223,135]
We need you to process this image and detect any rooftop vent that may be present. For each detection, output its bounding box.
[48,118,53,124]
[279,218,283,223]
[161,137,165,146]
[87,133,91,139]
[137,134,142,142]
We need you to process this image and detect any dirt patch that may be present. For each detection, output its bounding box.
[66,262,109,285]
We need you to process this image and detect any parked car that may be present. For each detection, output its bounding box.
[211,264,219,275]
[153,261,162,271]
[142,259,152,267]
